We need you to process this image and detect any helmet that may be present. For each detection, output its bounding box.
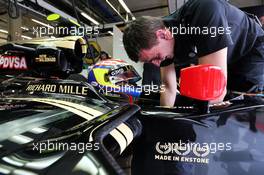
[87,59,142,97]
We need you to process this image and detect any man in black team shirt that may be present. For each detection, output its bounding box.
[123,0,264,106]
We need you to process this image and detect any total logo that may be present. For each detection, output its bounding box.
[0,55,28,70]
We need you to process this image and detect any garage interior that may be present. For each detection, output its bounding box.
[0,1,264,175]
[0,0,263,77]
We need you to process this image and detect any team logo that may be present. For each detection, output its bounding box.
[155,141,211,164]
[155,142,172,155]
[0,55,28,70]
[155,141,210,157]
[193,144,210,157]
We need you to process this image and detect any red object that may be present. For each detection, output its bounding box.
[180,65,226,101]
[128,95,133,104]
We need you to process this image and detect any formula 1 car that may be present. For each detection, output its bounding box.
[0,78,142,175]
[1,40,264,175]
[0,39,141,175]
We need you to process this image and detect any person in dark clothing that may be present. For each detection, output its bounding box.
[123,0,264,106]
[142,63,161,86]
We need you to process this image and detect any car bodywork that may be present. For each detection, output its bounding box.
[133,96,264,175]
[1,76,264,175]
[0,79,141,175]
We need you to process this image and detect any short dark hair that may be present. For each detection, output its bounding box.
[123,16,165,62]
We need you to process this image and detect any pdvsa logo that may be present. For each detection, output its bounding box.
[0,55,28,70]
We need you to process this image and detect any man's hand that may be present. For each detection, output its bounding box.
[160,63,177,107]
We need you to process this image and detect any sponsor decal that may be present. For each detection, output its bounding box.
[35,54,56,63]
[109,67,125,76]
[0,55,28,70]
[154,141,232,164]
[25,84,90,96]
[58,85,88,95]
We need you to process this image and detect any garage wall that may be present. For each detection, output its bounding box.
[96,36,113,56]
[113,25,143,85]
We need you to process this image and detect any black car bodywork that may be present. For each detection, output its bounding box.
[133,96,264,175]
[1,77,264,175]
[0,79,141,175]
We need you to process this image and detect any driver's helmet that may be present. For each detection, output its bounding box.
[87,59,142,97]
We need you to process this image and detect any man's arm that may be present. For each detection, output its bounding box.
[198,47,228,103]
[160,63,177,107]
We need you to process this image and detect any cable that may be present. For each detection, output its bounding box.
[232,91,264,97]
[71,0,97,64]
[8,0,19,19]
[72,0,81,25]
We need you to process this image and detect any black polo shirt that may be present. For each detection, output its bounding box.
[161,0,264,92]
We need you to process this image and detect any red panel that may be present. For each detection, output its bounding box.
[180,65,226,101]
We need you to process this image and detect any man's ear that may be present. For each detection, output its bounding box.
[155,29,173,40]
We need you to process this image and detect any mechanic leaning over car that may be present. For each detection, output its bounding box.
[122,0,264,106]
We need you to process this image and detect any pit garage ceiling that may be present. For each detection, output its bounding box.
[0,0,170,41]
[1,0,263,24]
[125,0,169,17]
[0,0,263,23]
[0,0,263,42]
